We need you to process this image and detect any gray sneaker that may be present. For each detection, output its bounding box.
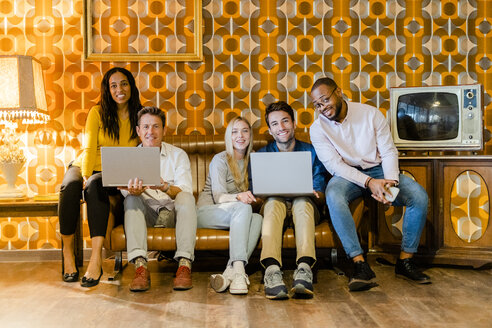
[264,265,288,300]
[291,264,313,297]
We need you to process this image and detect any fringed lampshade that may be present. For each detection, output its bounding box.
[0,55,49,198]
[0,55,49,124]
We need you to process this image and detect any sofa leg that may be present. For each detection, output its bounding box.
[331,249,345,276]
[108,251,125,281]
[331,248,338,266]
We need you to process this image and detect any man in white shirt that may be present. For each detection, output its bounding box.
[309,77,431,291]
[120,106,197,292]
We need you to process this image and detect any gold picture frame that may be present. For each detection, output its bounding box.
[83,0,203,62]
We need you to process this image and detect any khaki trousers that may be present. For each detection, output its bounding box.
[260,196,319,267]
[124,191,197,263]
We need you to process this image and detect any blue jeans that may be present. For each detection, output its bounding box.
[197,202,262,266]
[325,165,428,258]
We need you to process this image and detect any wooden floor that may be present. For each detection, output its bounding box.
[0,255,491,328]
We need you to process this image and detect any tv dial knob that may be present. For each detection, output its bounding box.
[466,91,474,99]
[467,112,474,119]
[468,105,474,110]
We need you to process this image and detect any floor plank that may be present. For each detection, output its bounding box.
[0,258,490,328]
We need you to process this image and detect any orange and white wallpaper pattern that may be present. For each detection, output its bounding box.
[0,0,491,250]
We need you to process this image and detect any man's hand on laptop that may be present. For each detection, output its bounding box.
[118,178,148,196]
[148,178,181,199]
[236,191,256,204]
[148,178,170,193]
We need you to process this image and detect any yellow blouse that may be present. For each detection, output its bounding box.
[72,105,139,177]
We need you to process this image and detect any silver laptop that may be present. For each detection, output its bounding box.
[250,151,313,197]
[101,147,161,187]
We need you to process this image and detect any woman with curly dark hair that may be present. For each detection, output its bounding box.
[58,67,142,287]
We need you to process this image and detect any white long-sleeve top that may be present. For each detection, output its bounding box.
[196,151,244,208]
[310,101,400,188]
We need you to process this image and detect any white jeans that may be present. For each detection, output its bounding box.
[197,202,262,266]
[124,191,197,262]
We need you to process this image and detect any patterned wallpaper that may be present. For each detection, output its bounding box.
[0,0,490,250]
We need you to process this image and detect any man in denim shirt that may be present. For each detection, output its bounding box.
[251,101,328,300]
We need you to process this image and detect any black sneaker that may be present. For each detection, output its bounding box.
[395,258,431,284]
[348,261,376,291]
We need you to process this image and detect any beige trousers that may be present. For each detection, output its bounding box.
[260,196,319,267]
[124,191,197,263]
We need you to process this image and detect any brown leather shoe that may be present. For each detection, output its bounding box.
[129,266,150,292]
[173,266,192,290]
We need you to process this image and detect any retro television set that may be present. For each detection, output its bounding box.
[388,84,483,151]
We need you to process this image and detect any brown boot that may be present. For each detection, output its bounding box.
[129,266,150,292]
[173,266,192,290]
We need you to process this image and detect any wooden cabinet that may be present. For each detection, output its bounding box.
[369,156,492,268]
[437,159,492,267]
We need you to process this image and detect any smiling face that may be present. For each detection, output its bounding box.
[231,119,251,155]
[311,84,344,122]
[108,71,131,107]
[136,113,164,148]
[267,110,296,145]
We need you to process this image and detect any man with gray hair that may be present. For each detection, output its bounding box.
[120,106,197,292]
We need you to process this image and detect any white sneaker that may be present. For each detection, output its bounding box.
[210,266,234,293]
[229,273,249,295]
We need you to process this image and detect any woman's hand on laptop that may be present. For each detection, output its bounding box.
[118,178,147,196]
[236,191,256,204]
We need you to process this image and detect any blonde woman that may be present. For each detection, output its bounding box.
[196,117,262,295]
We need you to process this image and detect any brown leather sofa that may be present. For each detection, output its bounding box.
[104,133,365,278]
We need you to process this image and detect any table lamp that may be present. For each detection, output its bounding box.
[0,55,49,198]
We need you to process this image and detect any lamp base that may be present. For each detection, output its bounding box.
[0,186,25,198]
[0,162,25,198]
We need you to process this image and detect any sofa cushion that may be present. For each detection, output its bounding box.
[109,197,365,251]
[106,133,366,253]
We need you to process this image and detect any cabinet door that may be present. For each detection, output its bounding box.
[440,161,492,250]
[374,160,434,252]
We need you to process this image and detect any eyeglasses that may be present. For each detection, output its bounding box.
[313,88,337,114]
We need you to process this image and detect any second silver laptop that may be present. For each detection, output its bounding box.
[250,151,313,197]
